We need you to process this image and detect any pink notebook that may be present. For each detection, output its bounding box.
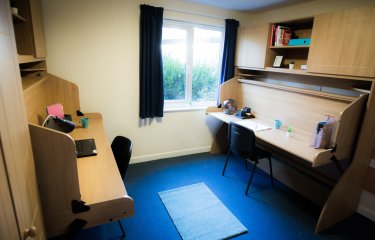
[46,103,64,119]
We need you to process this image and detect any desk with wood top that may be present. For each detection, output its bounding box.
[207,111,335,167]
[24,74,134,237]
[206,77,368,233]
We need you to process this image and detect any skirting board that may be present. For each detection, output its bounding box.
[357,190,375,222]
[130,146,211,164]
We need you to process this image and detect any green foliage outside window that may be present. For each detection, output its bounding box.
[163,56,218,102]
[192,63,218,101]
[163,56,185,100]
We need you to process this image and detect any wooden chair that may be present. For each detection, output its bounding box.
[222,122,274,195]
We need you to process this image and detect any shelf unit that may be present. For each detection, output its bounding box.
[22,74,48,91]
[269,45,309,49]
[266,17,314,71]
[233,6,375,233]
[11,0,47,90]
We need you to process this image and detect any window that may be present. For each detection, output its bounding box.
[162,21,224,110]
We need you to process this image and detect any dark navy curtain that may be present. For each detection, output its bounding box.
[139,4,164,119]
[220,19,239,84]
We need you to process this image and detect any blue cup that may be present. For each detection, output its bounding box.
[274,119,282,130]
[79,117,89,128]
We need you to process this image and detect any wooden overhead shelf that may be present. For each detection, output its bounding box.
[20,68,47,72]
[18,55,45,64]
[237,66,375,81]
[237,78,357,102]
[270,45,309,49]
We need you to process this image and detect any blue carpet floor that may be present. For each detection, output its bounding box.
[71,153,374,240]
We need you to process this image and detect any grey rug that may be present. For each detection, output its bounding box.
[158,182,247,240]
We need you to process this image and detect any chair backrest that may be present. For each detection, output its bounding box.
[228,122,256,156]
[111,136,133,180]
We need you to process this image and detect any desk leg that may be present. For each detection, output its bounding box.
[210,122,228,154]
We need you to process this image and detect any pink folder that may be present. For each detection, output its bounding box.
[46,103,64,119]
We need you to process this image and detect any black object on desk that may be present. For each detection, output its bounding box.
[75,138,97,158]
[43,115,76,133]
[235,107,255,119]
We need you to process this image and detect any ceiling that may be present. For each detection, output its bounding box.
[184,0,315,13]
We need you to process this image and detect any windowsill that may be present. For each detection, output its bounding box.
[163,100,216,113]
[164,106,208,113]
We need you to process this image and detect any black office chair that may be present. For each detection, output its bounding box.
[222,122,274,195]
[111,136,133,238]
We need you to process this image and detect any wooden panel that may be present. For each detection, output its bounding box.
[257,154,331,206]
[238,81,349,134]
[29,124,81,213]
[13,0,34,55]
[30,114,134,237]
[45,74,80,115]
[23,73,80,124]
[235,23,268,69]
[0,145,20,240]
[0,0,45,238]
[308,6,375,78]
[29,0,46,58]
[316,82,375,232]
[218,77,241,107]
[333,94,367,160]
[294,28,312,39]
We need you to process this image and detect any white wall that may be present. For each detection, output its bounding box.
[41,0,251,163]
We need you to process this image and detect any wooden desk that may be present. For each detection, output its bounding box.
[210,76,370,233]
[29,113,134,237]
[207,112,333,167]
[24,74,134,237]
[70,113,130,205]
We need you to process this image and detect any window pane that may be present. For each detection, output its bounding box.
[192,27,222,102]
[162,27,187,100]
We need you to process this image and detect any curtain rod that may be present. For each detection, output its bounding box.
[164,7,226,20]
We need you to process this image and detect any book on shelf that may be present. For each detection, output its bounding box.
[269,24,275,46]
[272,25,292,46]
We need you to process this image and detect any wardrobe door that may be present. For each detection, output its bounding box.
[235,23,269,69]
[307,5,375,77]
[0,0,45,239]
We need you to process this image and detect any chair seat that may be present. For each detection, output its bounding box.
[246,146,271,162]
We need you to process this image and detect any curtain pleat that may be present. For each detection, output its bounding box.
[139,4,164,119]
[220,19,239,84]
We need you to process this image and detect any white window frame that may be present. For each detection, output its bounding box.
[162,20,224,112]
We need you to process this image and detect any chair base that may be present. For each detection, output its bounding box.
[222,150,274,196]
[118,220,126,238]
